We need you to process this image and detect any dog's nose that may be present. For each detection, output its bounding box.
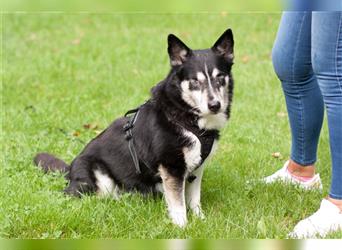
[208,100,221,113]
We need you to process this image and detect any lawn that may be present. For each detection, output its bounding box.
[1,13,340,239]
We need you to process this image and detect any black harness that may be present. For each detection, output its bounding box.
[123,107,142,174]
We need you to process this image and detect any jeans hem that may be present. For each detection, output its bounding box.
[329,193,342,200]
[291,157,316,166]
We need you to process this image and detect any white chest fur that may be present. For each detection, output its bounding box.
[94,169,119,198]
[182,130,202,173]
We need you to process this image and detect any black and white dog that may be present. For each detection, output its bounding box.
[34,29,234,227]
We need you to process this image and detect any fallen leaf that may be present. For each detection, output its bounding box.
[272,152,282,158]
[242,55,250,63]
[73,131,80,137]
[83,123,98,130]
[83,124,91,129]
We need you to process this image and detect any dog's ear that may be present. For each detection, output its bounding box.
[212,29,234,61]
[167,34,192,66]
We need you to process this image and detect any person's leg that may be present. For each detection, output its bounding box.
[268,12,324,181]
[290,12,342,239]
[312,12,342,205]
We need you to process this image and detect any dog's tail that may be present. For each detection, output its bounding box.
[34,153,69,173]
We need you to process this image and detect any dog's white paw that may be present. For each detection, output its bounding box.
[192,206,205,220]
[169,210,187,228]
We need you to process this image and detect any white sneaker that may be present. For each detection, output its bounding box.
[263,160,323,190]
[289,199,342,238]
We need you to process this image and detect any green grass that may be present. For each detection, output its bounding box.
[1,13,340,239]
[2,0,281,12]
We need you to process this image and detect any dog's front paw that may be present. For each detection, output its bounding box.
[169,210,187,228]
[192,206,205,220]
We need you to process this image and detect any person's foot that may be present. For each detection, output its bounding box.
[289,199,342,238]
[263,160,323,190]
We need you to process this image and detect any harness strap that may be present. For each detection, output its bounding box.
[124,108,140,118]
[124,108,141,174]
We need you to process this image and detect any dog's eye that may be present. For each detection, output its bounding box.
[189,79,200,89]
[216,74,226,86]
[216,73,226,79]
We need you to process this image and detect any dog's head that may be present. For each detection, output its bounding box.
[165,29,234,129]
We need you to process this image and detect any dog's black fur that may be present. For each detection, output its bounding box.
[34,29,234,200]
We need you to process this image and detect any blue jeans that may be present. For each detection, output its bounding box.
[285,0,342,11]
[272,12,342,199]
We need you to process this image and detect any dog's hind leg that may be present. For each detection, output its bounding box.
[64,158,97,197]
[64,180,95,197]
[158,165,187,228]
[185,165,205,219]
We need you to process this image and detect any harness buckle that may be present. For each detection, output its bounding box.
[123,123,133,132]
